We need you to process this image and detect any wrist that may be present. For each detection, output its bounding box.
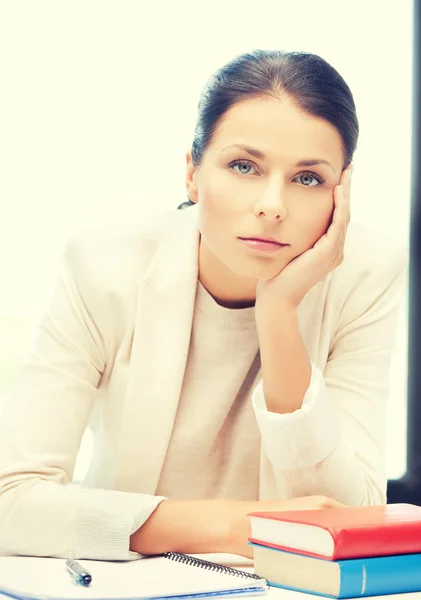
[256,291,297,313]
[225,500,258,556]
[256,302,299,339]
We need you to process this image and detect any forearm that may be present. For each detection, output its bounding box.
[130,498,242,555]
[130,495,350,558]
[257,306,312,414]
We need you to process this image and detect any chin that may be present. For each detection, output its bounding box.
[228,258,287,282]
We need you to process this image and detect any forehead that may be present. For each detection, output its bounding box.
[208,95,344,168]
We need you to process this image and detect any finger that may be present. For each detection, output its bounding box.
[346,165,352,222]
[328,186,347,262]
[342,168,352,235]
[339,165,352,221]
[338,185,349,242]
[338,185,349,252]
[328,185,347,239]
[314,183,347,255]
[336,185,351,264]
[328,499,347,508]
[338,180,351,235]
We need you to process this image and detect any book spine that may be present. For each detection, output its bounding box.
[339,554,421,598]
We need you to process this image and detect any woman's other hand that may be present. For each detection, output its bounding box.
[227,495,346,558]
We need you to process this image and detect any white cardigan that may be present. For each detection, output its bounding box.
[0,204,408,560]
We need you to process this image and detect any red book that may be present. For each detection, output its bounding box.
[248,503,421,560]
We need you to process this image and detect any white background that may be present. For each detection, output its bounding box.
[0,0,413,481]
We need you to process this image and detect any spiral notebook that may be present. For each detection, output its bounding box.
[0,552,268,600]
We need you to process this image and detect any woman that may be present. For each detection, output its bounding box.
[0,50,407,561]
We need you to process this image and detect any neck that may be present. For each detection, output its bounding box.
[198,239,257,309]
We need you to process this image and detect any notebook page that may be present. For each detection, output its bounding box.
[0,556,266,600]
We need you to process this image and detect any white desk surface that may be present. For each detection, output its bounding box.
[0,553,420,600]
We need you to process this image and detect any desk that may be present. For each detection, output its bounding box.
[0,555,420,600]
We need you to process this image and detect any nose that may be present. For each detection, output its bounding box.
[253,182,287,221]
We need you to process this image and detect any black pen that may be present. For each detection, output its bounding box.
[65,559,93,586]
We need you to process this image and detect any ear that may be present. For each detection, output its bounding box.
[185,149,199,204]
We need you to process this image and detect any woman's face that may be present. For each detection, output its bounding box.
[185,95,346,302]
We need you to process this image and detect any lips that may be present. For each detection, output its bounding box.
[238,237,288,253]
[239,237,287,246]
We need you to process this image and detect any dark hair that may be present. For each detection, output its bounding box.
[191,49,358,169]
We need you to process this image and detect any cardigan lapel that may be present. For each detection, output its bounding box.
[115,206,200,494]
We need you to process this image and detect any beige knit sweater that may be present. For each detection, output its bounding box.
[156,281,261,501]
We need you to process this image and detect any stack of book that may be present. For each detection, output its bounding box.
[248,503,421,598]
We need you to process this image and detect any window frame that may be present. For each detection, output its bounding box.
[387,0,420,504]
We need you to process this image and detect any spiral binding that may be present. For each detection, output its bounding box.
[163,552,262,580]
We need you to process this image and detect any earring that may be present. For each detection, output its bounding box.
[177,196,195,210]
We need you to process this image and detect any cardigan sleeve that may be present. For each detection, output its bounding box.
[0,239,166,560]
[251,244,408,506]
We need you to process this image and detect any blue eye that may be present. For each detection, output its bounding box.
[293,172,324,186]
[229,159,257,175]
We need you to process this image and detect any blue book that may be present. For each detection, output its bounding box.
[251,542,421,598]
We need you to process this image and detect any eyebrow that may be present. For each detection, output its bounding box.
[220,144,336,173]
